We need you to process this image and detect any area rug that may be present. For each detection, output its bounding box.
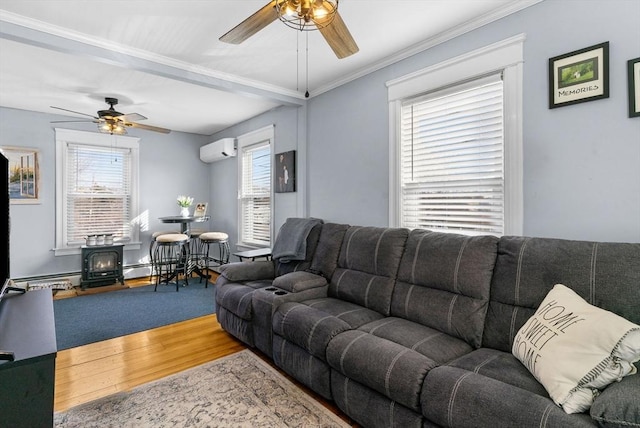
[54,350,348,428]
[54,280,215,350]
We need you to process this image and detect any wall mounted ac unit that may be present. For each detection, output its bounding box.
[199,138,237,163]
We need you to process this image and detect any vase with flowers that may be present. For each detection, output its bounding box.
[177,195,194,217]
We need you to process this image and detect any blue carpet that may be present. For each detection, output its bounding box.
[54,281,215,350]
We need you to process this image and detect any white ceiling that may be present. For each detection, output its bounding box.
[0,0,539,135]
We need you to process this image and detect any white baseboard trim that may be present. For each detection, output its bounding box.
[13,265,152,288]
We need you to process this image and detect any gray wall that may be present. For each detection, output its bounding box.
[305,0,640,242]
[2,107,210,278]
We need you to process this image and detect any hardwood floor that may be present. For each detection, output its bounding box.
[54,276,354,425]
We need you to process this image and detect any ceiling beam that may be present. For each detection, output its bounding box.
[0,16,306,108]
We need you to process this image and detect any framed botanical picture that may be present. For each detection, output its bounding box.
[275,150,296,193]
[549,42,609,109]
[628,57,640,118]
[0,146,40,204]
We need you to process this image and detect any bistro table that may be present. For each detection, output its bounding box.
[158,215,211,282]
[158,215,210,236]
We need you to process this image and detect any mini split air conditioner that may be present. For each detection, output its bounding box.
[199,138,237,163]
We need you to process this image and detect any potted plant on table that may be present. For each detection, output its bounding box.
[177,195,194,217]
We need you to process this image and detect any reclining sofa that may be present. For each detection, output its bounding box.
[216,219,640,428]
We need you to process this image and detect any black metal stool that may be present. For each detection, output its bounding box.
[149,230,178,282]
[153,233,190,291]
[198,231,230,284]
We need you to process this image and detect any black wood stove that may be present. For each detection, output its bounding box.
[81,244,125,290]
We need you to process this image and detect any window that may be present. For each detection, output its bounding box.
[237,125,273,247]
[400,75,504,234]
[55,129,140,255]
[388,35,524,235]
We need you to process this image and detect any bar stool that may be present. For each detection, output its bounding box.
[188,228,207,280]
[153,233,190,291]
[149,230,178,282]
[199,231,230,284]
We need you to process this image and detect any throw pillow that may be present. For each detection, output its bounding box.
[512,284,640,414]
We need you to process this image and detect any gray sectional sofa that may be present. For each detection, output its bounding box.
[215,220,640,428]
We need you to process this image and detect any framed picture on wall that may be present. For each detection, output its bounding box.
[549,42,609,109]
[0,146,40,204]
[275,150,296,193]
[628,57,640,118]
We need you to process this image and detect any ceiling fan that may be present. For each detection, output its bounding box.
[50,97,171,135]
[220,0,359,59]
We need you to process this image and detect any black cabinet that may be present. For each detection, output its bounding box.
[0,289,57,427]
[1,152,8,281]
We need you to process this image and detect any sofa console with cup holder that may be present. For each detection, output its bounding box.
[215,218,640,428]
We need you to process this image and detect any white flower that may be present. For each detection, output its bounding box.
[177,195,194,207]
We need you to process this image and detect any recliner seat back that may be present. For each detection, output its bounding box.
[391,230,499,348]
[328,226,409,316]
[484,236,640,352]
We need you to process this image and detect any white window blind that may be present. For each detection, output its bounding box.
[65,143,134,245]
[400,74,504,234]
[240,141,271,246]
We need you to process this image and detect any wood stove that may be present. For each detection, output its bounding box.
[81,244,125,290]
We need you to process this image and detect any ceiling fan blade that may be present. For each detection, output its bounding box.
[314,10,359,59]
[51,106,99,119]
[50,120,99,124]
[220,0,280,44]
[118,113,147,122]
[126,122,171,134]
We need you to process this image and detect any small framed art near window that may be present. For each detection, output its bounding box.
[628,57,640,118]
[275,150,296,193]
[549,42,609,109]
[1,146,40,204]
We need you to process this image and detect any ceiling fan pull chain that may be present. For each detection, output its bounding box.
[305,32,310,98]
[296,30,300,92]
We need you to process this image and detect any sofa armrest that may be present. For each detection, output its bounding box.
[272,271,328,293]
[218,261,275,282]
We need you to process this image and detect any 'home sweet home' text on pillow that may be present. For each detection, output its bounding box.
[512,284,640,414]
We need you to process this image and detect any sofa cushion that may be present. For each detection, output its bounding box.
[512,284,640,414]
[338,226,408,278]
[448,348,549,396]
[219,260,275,282]
[392,230,498,348]
[304,297,385,329]
[331,371,425,428]
[272,301,352,360]
[422,366,597,428]
[216,281,272,320]
[359,317,473,364]
[308,222,350,279]
[272,271,327,292]
[327,330,436,412]
[328,226,408,316]
[590,366,640,428]
[330,268,398,317]
[485,238,640,354]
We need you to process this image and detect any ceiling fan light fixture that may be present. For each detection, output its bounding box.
[275,0,338,31]
[98,121,127,136]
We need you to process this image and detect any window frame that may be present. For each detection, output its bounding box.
[388,34,524,235]
[236,125,274,249]
[54,128,141,256]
